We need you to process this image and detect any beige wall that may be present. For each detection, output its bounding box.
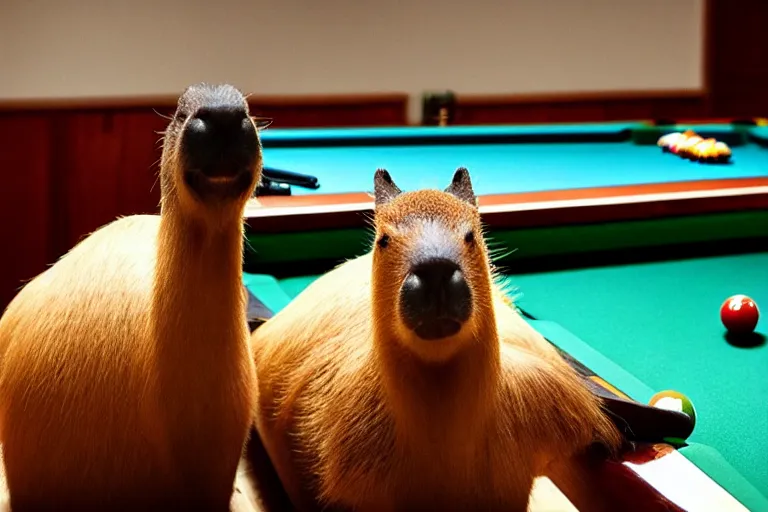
[1,0,704,120]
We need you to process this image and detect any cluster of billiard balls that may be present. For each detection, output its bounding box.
[648,295,760,436]
[657,130,732,163]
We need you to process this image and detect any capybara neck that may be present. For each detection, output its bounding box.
[156,191,245,281]
[370,266,501,432]
[371,323,501,447]
[151,204,245,348]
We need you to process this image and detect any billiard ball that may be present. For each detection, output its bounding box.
[649,390,696,425]
[668,130,697,155]
[690,138,716,161]
[721,295,760,334]
[712,141,732,162]
[657,132,684,152]
[677,135,704,159]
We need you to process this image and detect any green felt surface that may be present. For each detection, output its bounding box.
[682,443,768,512]
[245,120,768,508]
[244,250,768,509]
[500,251,768,510]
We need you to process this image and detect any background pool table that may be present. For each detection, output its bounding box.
[256,121,768,199]
[243,121,768,511]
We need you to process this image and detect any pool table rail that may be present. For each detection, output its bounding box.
[245,176,768,234]
[551,442,750,511]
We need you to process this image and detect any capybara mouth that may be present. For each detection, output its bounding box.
[412,318,463,340]
[183,167,256,202]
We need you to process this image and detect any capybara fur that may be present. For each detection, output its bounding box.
[0,83,261,511]
[250,168,621,511]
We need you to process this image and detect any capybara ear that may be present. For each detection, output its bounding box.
[374,169,403,207]
[445,167,476,206]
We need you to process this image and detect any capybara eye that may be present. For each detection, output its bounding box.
[464,231,475,245]
[378,234,390,249]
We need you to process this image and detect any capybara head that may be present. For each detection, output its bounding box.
[371,168,495,362]
[160,83,262,219]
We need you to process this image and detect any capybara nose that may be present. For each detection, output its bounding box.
[182,103,257,179]
[400,258,472,340]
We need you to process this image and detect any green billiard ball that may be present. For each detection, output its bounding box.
[649,390,697,427]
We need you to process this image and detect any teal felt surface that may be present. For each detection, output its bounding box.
[750,126,768,142]
[259,124,768,197]
[277,276,321,300]
[241,273,293,314]
[259,121,639,144]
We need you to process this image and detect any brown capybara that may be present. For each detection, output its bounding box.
[0,83,261,511]
[249,168,621,511]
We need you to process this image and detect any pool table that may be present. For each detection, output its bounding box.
[242,121,768,511]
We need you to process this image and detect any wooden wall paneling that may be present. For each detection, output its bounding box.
[0,92,410,305]
[706,0,768,118]
[0,113,53,311]
[247,93,410,127]
[453,91,709,125]
[113,109,168,217]
[48,110,124,260]
[0,93,411,128]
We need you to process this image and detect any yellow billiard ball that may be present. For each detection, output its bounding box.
[691,138,716,161]
[677,135,704,159]
[712,141,732,162]
[649,390,697,428]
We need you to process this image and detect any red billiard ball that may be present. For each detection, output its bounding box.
[720,295,760,334]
